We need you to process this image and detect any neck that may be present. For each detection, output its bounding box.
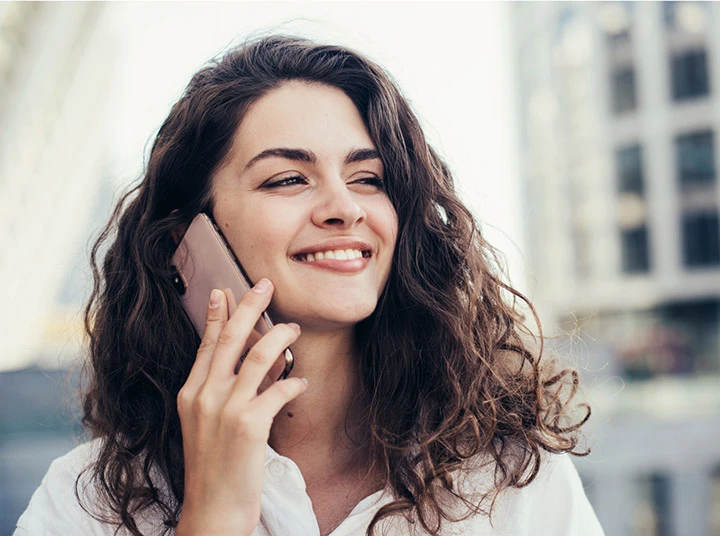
[268,325,371,475]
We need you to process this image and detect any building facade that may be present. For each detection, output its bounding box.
[0,3,112,532]
[511,2,720,535]
[0,2,112,371]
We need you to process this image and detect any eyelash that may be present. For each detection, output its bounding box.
[264,176,306,188]
[263,175,385,189]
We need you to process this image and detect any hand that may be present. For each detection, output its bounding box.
[175,280,307,536]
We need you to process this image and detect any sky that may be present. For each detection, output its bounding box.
[104,1,526,289]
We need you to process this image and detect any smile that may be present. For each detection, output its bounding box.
[292,249,372,262]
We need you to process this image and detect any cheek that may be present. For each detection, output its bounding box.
[374,201,399,245]
[227,205,297,263]
[368,201,398,274]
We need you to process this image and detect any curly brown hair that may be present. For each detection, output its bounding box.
[79,35,590,535]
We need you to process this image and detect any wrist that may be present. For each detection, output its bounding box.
[176,510,255,536]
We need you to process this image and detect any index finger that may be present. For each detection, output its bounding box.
[183,288,229,391]
[206,278,274,381]
[224,286,239,314]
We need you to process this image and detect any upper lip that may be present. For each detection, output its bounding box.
[290,238,373,257]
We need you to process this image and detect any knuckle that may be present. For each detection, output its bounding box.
[176,388,193,413]
[193,392,216,417]
[233,409,255,430]
[177,386,191,405]
[244,348,269,366]
[205,313,223,325]
[196,337,216,354]
[216,329,235,348]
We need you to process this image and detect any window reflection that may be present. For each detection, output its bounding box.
[671,49,710,101]
[676,130,715,187]
[612,67,637,114]
[682,211,720,267]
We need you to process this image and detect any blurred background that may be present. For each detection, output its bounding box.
[0,2,718,535]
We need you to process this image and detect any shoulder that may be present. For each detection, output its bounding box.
[14,439,170,536]
[14,439,110,535]
[450,450,605,536]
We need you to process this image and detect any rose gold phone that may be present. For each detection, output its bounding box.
[170,213,294,382]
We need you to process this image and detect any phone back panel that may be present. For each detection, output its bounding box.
[171,213,293,381]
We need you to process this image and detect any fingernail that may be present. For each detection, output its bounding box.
[209,289,222,308]
[253,278,272,293]
[288,322,301,333]
[300,377,309,387]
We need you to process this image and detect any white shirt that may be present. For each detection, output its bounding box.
[14,439,604,535]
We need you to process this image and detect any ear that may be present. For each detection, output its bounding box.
[169,209,189,247]
[171,223,189,247]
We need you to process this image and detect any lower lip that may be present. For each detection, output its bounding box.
[292,256,370,274]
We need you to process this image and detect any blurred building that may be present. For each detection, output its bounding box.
[0,2,113,532]
[511,2,720,535]
[0,2,112,372]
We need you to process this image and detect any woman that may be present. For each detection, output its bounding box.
[15,36,602,535]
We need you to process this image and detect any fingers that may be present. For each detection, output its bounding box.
[224,286,239,315]
[232,322,300,397]
[206,278,275,381]
[250,377,309,417]
[182,289,229,393]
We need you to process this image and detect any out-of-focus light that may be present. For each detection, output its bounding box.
[677,2,707,34]
[598,3,631,35]
[560,19,592,67]
[617,193,647,229]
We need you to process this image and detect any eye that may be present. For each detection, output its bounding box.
[262,175,307,188]
[352,176,385,190]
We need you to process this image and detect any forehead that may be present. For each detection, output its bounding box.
[230,81,375,166]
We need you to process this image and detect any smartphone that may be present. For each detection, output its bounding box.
[170,213,294,383]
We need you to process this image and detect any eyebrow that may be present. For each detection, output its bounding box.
[244,147,381,170]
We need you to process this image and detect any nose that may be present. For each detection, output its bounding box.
[311,180,366,229]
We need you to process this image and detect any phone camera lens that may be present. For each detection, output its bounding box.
[170,265,187,295]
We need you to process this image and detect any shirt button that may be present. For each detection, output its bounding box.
[268,459,285,479]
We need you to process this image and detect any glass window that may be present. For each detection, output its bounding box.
[611,67,637,114]
[672,49,709,100]
[621,225,651,273]
[682,211,720,267]
[658,299,719,374]
[617,144,644,194]
[676,130,715,186]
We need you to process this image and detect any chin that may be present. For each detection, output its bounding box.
[274,299,378,328]
[315,302,378,325]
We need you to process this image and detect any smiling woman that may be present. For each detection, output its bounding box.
[14,36,604,536]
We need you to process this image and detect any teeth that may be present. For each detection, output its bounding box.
[299,249,367,262]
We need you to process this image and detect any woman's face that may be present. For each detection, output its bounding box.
[211,81,398,329]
